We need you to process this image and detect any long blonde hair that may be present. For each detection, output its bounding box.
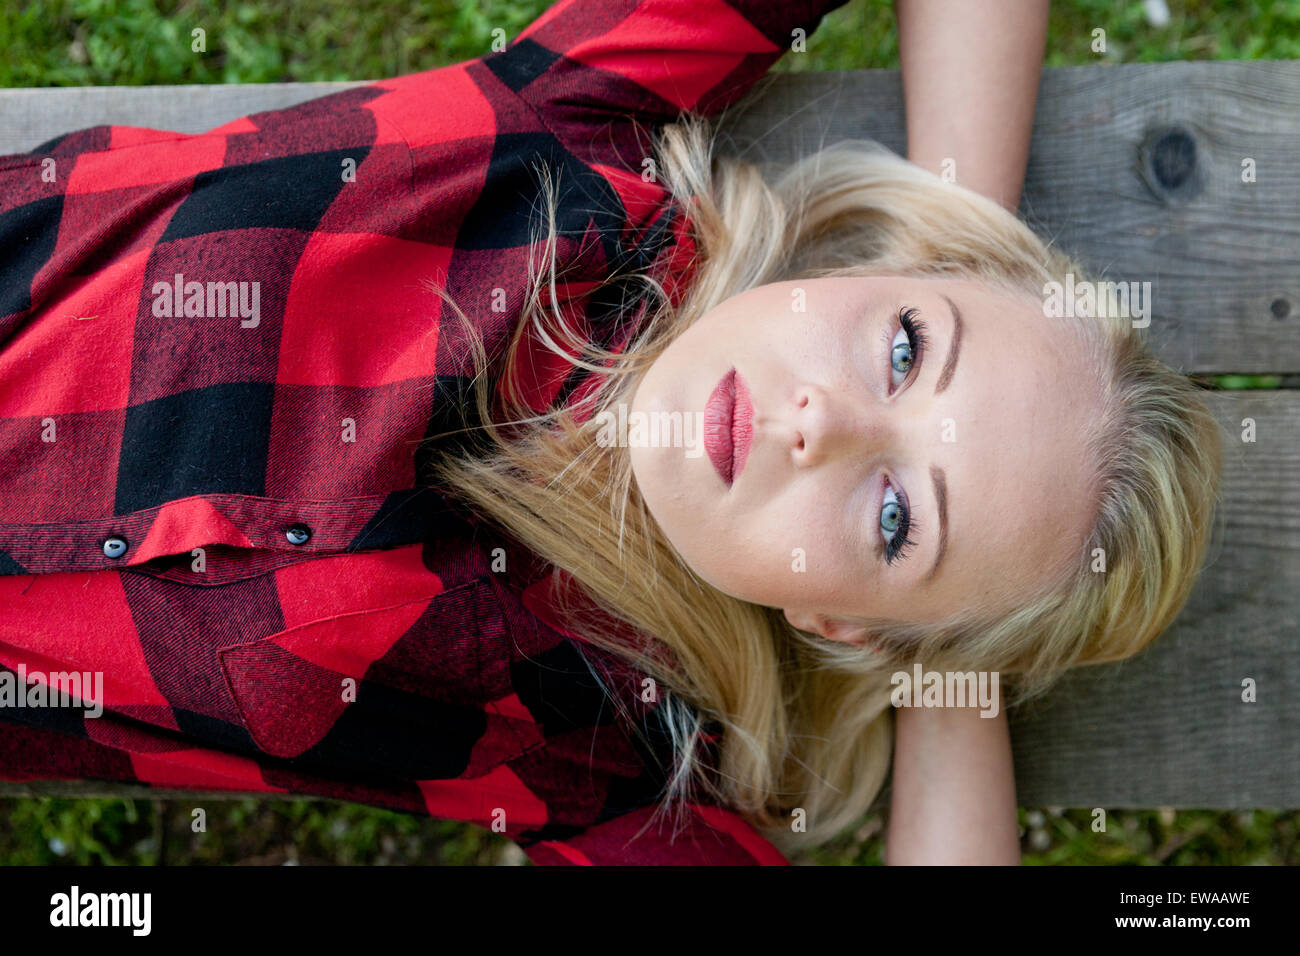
[422,112,1223,855]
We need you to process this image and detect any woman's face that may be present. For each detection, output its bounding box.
[627,275,1105,645]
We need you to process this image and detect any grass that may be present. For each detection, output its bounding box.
[2,796,1296,865]
[2,0,1298,88]
[1,0,1293,864]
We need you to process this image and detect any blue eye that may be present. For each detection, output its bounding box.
[890,328,913,382]
[888,307,928,392]
[881,482,916,565]
[881,491,902,534]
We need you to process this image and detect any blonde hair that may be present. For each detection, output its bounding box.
[422,111,1223,855]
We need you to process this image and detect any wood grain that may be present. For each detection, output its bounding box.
[716,63,1300,376]
[1008,389,1299,807]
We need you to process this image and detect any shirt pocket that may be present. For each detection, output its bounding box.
[216,575,547,782]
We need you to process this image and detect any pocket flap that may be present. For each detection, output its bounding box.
[217,580,546,780]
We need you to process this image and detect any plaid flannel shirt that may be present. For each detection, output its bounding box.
[0,0,849,865]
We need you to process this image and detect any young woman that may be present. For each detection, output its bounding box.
[0,0,1220,865]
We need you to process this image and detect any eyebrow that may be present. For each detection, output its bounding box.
[921,295,959,583]
[934,294,962,394]
[924,465,948,583]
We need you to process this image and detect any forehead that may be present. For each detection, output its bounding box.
[925,277,1104,604]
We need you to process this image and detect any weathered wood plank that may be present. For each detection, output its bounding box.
[1009,389,1299,807]
[2,62,1297,373]
[0,81,368,150]
[1,389,1293,807]
[719,62,1300,376]
[0,780,302,801]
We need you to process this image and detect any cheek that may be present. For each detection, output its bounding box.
[753,487,860,583]
[775,497,843,553]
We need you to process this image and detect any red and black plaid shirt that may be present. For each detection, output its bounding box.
[0,0,848,864]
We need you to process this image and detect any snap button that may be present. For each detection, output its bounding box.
[285,524,311,546]
[103,536,128,558]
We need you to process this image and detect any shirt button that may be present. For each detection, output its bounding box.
[103,536,128,558]
[285,524,311,546]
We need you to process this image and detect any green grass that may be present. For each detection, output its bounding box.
[3,797,1296,865]
[1,0,1293,864]
[2,0,1298,88]
[0,796,522,865]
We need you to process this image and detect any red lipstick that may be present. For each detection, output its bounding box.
[704,368,754,486]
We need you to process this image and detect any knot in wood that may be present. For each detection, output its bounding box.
[1139,124,1205,203]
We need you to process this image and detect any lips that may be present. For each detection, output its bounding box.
[704,368,753,486]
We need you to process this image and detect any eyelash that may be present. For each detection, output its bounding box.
[884,480,918,566]
[891,307,929,393]
[881,307,927,566]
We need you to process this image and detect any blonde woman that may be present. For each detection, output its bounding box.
[0,0,1220,865]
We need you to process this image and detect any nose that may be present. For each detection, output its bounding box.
[787,383,894,468]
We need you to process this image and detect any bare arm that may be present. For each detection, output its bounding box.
[895,0,1049,211]
[884,689,1021,865]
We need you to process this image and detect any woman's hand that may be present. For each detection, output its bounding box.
[884,681,1022,865]
[895,0,1050,211]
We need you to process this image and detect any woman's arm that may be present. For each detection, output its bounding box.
[895,0,1049,211]
[884,689,1022,865]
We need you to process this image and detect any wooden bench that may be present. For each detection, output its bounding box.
[2,60,1297,809]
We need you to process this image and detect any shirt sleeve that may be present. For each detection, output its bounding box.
[488,0,851,158]
[519,801,790,865]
